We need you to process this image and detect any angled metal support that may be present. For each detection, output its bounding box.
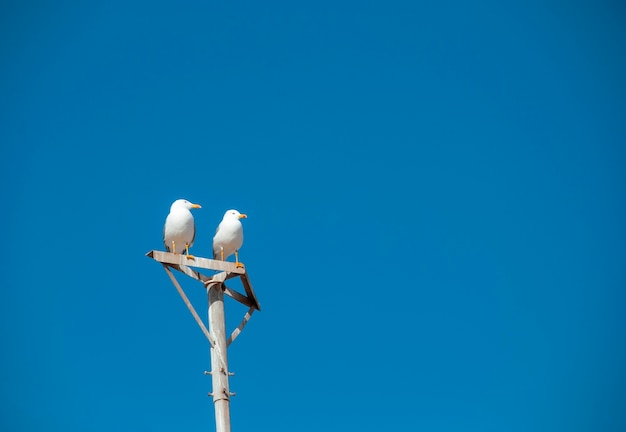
[227,306,256,346]
[147,250,261,344]
[162,264,216,347]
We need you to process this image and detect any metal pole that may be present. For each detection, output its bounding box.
[207,282,231,432]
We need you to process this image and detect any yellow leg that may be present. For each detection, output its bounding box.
[185,243,195,259]
[235,250,244,268]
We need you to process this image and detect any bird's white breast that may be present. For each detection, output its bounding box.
[213,219,243,257]
[164,209,195,244]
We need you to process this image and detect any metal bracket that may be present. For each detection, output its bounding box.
[207,389,236,398]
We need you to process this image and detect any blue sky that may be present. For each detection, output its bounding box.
[1,1,625,430]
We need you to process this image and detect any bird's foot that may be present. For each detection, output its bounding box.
[184,243,194,259]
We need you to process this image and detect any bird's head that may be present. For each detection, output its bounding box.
[224,209,247,220]
[171,199,202,211]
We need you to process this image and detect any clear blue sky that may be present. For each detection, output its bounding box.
[1,1,625,431]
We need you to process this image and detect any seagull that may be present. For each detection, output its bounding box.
[213,209,247,268]
[163,199,201,259]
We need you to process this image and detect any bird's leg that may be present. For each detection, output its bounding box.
[235,250,244,268]
[185,243,195,260]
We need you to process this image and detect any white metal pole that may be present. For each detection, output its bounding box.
[208,282,231,432]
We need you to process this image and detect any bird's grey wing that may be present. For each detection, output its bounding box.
[212,231,220,259]
[212,224,220,258]
[163,223,170,251]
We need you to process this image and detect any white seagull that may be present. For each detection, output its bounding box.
[163,199,201,259]
[213,209,247,268]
